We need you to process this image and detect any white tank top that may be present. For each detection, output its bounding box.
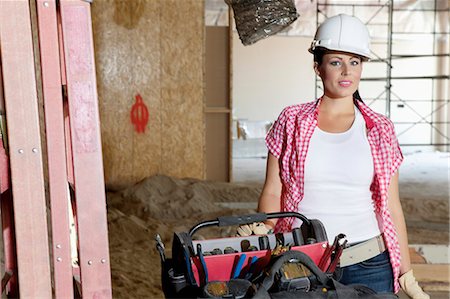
[293,106,381,243]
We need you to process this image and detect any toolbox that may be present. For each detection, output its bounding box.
[156,212,335,299]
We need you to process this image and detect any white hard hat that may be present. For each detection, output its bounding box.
[309,14,371,60]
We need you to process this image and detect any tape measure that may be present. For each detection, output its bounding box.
[277,261,312,292]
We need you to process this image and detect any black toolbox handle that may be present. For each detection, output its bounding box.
[189,212,310,237]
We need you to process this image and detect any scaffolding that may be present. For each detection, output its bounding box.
[314,0,449,149]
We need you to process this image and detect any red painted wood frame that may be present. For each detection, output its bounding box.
[59,0,113,297]
[0,190,17,297]
[0,0,52,297]
[36,0,74,297]
[0,49,18,297]
[1,0,112,297]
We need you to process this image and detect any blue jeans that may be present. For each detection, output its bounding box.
[337,251,394,293]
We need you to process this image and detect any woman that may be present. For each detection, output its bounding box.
[239,14,429,298]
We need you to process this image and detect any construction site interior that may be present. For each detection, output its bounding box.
[0,0,448,298]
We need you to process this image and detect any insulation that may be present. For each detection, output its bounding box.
[226,0,299,45]
[209,0,449,41]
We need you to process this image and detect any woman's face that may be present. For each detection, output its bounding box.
[314,51,363,100]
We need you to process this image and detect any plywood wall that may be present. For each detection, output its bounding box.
[91,0,205,190]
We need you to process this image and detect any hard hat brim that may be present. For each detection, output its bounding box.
[309,45,371,61]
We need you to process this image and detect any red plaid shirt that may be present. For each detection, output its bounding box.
[265,98,403,292]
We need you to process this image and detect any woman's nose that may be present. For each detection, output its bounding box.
[341,63,350,75]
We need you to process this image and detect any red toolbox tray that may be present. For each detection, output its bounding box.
[191,240,328,284]
[161,212,332,298]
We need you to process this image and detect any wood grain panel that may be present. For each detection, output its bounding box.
[92,0,163,189]
[160,0,205,179]
[92,0,205,189]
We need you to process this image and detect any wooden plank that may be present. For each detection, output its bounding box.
[0,0,52,297]
[0,53,17,298]
[205,26,231,182]
[59,0,112,297]
[0,190,18,297]
[412,264,450,284]
[409,247,427,264]
[36,0,74,297]
[412,264,450,292]
[1,270,13,292]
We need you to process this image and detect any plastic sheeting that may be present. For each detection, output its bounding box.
[225,0,299,45]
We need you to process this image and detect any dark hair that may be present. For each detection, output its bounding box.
[313,48,328,65]
[313,48,363,102]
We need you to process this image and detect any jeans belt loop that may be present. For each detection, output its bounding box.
[339,234,386,267]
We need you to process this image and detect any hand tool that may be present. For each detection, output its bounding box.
[292,228,304,246]
[326,234,347,273]
[182,244,197,286]
[318,233,347,272]
[224,247,236,254]
[247,246,258,251]
[275,233,285,246]
[231,254,247,279]
[155,234,166,262]
[212,248,223,255]
[240,239,250,252]
[258,235,270,250]
[197,244,208,285]
[243,255,258,280]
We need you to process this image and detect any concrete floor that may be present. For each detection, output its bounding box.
[232,139,449,189]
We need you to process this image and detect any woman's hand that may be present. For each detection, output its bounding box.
[399,270,430,299]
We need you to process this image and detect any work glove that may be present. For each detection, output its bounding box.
[399,269,430,299]
[236,222,270,237]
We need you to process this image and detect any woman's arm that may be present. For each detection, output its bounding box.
[387,171,411,274]
[389,172,430,298]
[257,152,283,229]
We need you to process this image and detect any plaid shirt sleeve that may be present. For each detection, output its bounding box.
[388,120,404,176]
[382,118,404,293]
[265,107,290,159]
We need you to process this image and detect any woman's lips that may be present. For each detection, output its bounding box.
[339,80,352,87]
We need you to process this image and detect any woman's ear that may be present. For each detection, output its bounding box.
[313,62,321,77]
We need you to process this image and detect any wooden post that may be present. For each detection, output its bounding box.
[59,0,113,297]
[0,0,112,297]
[36,0,74,297]
[0,0,52,297]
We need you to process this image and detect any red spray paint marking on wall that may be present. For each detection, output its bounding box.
[130,94,149,133]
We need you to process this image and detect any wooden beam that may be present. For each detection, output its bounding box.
[36,0,74,297]
[412,264,450,284]
[59,0,112,297]
[0,0,52,297]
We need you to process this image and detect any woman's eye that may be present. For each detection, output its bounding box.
[330,61,341,66]
[350,60,360,66]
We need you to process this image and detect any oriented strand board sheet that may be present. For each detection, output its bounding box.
[206,113,230,181]
[205,26,231,181]
[206,26,230,108]
[92,0,162,189]
[160,0,205,179]
[92,0,205,189]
